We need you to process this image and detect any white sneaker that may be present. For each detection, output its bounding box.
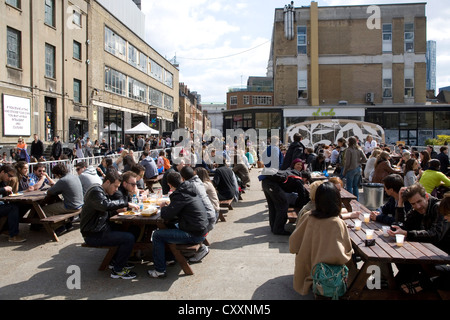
[148,269,167,278]
[188,245,209,263]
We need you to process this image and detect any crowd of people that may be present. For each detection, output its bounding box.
[271,133,450,299]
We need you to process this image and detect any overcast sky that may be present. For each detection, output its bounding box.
[142,0,450,103]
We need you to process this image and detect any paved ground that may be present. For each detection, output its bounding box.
[1,167,318,301]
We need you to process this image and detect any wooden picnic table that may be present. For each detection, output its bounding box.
[304,182,357,212]
[3,189,80,242]
[344,200,450,300]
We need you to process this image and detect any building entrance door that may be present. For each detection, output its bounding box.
[400,129,417,146]
[45,97,56,142]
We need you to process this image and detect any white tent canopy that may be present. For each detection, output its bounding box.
[103,122,122,132]
[125,122,159,135]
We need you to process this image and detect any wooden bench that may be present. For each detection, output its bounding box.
[39,209,81,242]
[287,208,298,224]
[144,174,164,193]
[217,199,234,222]
[167,242,208,276]
[81,243,118,271]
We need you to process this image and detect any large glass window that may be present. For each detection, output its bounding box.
[252,96,272,105]
[297,26,307,54]
[7,27,21,68]
[138,52,147,73]
[383,69,392,98]
[164,70,173,88]
[399,112,417,129]
[44,0,55,27]
[104,67,126,96]
[384,112,399,129]
[45,43,55,78]
[128,43,138,68]
[230,96,237,105]
[298,70,308,99]
[149,87,163,108]
[104,26,126,60]
[149,59,163,82]
[164,94,174,111]
[128,77,147,103]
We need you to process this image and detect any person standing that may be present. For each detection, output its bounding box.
[84,137,93,157]
[363,135,377,157]
[100,138,108,156]
[281,133,306,170]
[437,146,449,175]
[51,136,62,160]
[342,136,367,201]
[30,134,44,160]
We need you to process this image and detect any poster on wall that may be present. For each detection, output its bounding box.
[2,94,31,137]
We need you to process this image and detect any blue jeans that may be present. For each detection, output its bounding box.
[0,203,20,237]
[345,167,361,201]
[152,228,205,273]
[84,230,135,272]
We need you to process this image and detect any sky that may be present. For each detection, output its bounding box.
[141,0,450,103]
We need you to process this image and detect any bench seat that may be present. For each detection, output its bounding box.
[40,210,81,225]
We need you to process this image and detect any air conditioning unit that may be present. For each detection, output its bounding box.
[366,92,374,103]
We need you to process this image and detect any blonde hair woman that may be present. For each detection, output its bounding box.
[364,147,382,181]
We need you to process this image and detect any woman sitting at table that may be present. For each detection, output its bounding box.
[403,159,420,187]
[419,150,431,171]
[372,151,399,184]
[364,148,382,182]
[289,181,354,297]
[14,161,34,193]
[419,159,450,195]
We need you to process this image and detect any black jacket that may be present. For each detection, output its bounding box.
[437,152,449,174]
[161,181,209,237]
[51,141,62,159]
[281,141,305,170]
[396,196,449,250]
[213,165,236,200]
[31,140,44,159]
[80,184,128,236]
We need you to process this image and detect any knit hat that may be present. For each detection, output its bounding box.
[291,158,304,168]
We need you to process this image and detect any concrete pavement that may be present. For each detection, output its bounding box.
[0,167,313,300]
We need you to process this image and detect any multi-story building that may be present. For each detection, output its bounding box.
[1,0,179,152]
[224,1,449,146]
[179,83,204,134]
[202,102,226,135]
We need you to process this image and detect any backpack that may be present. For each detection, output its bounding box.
[311,263,349,300]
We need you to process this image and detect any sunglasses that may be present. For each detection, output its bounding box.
[126,181,137,186]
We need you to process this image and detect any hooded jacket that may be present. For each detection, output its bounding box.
[80,184,128,236]
[78,166,103,195]
[161,180,209,237]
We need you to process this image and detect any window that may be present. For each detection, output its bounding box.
[405,69,414,98]
[297,26,307,54]
[44,0,55,27]
[104,67,127,96]
[73,41,81,60]
[149,59,163,82]
[138,52,147,73]
[252,96,272,105]
[105,26,126,60]
[405,23,414,53]
[382,69,392,98]
[230,96,238,105]
[164,70,173,88]
[128,77,147,103]
[6,0,21,9]
[382,23,392,52]
[243,95,250,105]
[128,43,138,67]
[149,87,163,108]
[45,43,55,78]
[298,70,308,99]
[7,27,21,68]
[73,79,81,104]
[73,10,81,27]
[164,95,174,111]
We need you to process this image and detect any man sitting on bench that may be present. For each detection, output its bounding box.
[148,172,209,278]
[80,170,140,280]
[42,163,84,236]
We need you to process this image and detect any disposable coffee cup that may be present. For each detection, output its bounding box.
[354,220,362,231]
[396,234,405,247]
[382,226,390,237]
[363,213,370,223]
[366,229,374,240]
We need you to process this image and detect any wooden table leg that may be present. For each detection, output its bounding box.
[344,262,371,300]
[32,202,59,242]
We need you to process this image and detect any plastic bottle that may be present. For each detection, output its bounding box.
[28,177,35,187]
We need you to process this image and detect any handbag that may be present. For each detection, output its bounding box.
[311,263,349,300]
